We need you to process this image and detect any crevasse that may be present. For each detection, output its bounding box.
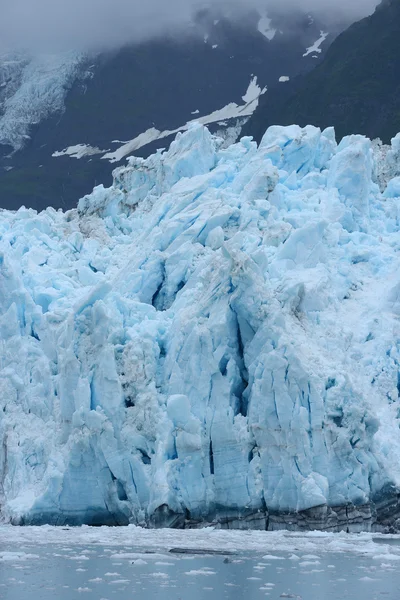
[1,123,400,531]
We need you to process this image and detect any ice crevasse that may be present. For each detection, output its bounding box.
[2,123,400,531]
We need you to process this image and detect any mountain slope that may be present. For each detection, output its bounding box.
[0,11,346,211]
[245,0,400,145]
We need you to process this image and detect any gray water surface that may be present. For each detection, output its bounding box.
[0,542,399,600]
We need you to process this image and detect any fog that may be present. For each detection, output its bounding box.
[0,0,380,53]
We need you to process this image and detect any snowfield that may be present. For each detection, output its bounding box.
[1,122,400,530]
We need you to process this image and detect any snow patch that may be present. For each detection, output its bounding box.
[258,13,277,41]
[53,144,109,159]
[303,31,328,57]
[102,76,266,162]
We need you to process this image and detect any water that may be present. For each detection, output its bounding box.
[1,540,400,600]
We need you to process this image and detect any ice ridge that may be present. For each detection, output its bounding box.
[1,122,400,531]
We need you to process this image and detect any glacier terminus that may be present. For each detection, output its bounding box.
[1,122,400,531]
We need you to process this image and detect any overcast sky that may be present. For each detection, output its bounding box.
[0,0,380,53]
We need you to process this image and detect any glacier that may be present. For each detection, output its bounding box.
[1,122,400,531]
[0,52,86,152]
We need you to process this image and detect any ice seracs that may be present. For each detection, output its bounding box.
[1,122,400,531]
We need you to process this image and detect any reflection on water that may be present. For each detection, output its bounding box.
[1,543,400,599]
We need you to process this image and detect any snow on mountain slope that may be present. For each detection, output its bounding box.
[303,30,329,57]
[0,11,347,212]
[53,76,267,163]
[257,12,277,41]
[2,123,400,531]
[0,52,85,151]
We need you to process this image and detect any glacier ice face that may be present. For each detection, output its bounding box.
[2,122,400,530]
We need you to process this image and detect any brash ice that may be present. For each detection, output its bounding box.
[1,123,400,530]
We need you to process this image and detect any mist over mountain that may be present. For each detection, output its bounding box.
[1,0,378,53]
[244,0,400,144]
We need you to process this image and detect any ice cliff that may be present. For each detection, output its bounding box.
[2,123,400,531]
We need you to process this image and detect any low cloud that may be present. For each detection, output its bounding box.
[0,0,380,54]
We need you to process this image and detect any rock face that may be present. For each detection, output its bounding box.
[2,123,400,531]
[245,0,400,146]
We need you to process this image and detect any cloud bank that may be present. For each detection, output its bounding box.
[0,0,380,53]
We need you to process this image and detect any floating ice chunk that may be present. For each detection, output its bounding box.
[0,552,39,562]
[185,569,216,576]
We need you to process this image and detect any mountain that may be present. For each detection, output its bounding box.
[245,0,400,145]
[1,122,400,531]
[0,10,347,212]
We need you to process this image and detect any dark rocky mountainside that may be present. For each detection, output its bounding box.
[245,0,400,145]
[0,11,345,211]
